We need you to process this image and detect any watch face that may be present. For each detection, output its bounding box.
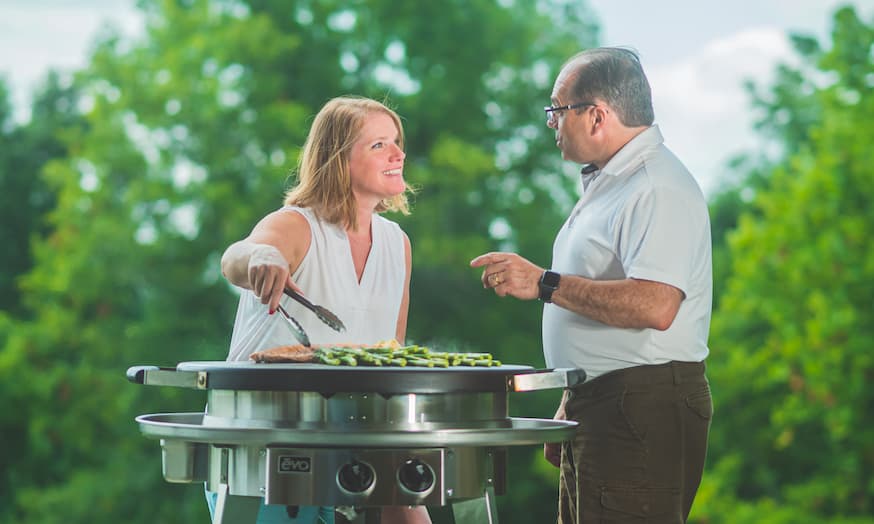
[542,271,560,288]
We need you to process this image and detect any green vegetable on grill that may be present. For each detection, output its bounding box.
[312,344,500,368]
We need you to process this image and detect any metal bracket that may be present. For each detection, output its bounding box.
[126,366,208,389]
[509,368,586,392]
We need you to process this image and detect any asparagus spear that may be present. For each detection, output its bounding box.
[310,344,500,367]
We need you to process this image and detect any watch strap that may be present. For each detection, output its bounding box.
[538,270,560,303]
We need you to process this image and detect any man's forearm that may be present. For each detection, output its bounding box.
[550,275,681,330]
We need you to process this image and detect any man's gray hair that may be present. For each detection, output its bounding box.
[564,47,655,127]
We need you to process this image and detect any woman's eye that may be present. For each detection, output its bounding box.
[371,142,384,149]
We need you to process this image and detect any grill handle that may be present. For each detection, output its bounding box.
[126,366,207,389]
[510,368,586,392]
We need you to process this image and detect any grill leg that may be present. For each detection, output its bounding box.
[213,483,261,524]
[450,485,499,524]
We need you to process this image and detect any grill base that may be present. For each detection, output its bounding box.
[262,446,503,506]
[209,484,501,524]
[161,439,505,506]
[146,411,573,503]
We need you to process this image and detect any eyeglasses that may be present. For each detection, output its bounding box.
[544,102,595,125]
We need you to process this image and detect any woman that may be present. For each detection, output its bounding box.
[214,96,430,524]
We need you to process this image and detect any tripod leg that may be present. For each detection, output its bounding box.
[450,486,499,524]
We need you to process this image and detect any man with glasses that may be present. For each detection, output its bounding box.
[471,47,713,523]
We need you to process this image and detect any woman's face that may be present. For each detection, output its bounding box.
[348,111,406,209]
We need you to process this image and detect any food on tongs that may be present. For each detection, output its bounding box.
[250,340,501,367]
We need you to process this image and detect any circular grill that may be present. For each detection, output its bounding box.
[129,360,584,522]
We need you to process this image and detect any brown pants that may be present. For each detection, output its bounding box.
[558,361,712,524]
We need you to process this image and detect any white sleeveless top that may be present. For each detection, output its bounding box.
[226,206,407,361]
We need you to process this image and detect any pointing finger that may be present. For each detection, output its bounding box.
[470,252,508,268]
[469,253,492,268]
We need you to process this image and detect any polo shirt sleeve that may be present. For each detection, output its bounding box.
[617,185,706,296]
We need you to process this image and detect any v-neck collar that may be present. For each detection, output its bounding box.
[342,219,377,288]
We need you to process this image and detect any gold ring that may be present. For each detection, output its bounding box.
[495,275,502,285]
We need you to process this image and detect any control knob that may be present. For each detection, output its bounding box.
[337,460,375,494]
[397,458,435,494]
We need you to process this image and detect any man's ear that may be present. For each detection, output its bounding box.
[589,106,605,134]
[593,105,606,126]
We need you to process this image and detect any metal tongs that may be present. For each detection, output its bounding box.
[284,288,346,332]
[275,287,346,348]
[275,304,312,347]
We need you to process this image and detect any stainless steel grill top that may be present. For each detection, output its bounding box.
[129,361,574,394]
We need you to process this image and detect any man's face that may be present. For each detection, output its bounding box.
[548,66,594,165]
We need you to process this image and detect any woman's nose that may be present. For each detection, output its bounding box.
[391,143,406,160]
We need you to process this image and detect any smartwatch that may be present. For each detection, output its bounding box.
[538,270,561,303]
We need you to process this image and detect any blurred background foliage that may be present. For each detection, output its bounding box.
[0,1,871,523]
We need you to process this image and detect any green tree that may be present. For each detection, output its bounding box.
[695,7,874,523]
[0,1,599,523]
[0,73,81,317]
[0,74,89,515]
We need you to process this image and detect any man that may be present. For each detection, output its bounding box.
[470,47,713,523]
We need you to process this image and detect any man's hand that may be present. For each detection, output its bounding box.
[544,442,562,468]
[544,392,569,468]
[469,252,543,300]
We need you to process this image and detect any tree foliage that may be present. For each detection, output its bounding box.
[695,7,874,523]
[0,73,81,317]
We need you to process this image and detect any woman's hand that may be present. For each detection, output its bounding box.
[221,210,311,314]
[247,244,293,314]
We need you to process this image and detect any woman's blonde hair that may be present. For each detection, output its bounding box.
[284,96,412,230]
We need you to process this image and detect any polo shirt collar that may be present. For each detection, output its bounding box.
[583,125,663,179]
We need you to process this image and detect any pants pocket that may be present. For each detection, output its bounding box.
[599,486,682,523]
[618,389,657,444]
[684,383,713,421]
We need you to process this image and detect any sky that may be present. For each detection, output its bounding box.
[1,0,872,196]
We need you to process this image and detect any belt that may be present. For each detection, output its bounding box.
[570,360,706,397]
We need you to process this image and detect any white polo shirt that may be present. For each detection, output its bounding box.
[542,125,712,379]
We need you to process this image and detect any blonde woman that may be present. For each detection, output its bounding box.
[216,96,429,524]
